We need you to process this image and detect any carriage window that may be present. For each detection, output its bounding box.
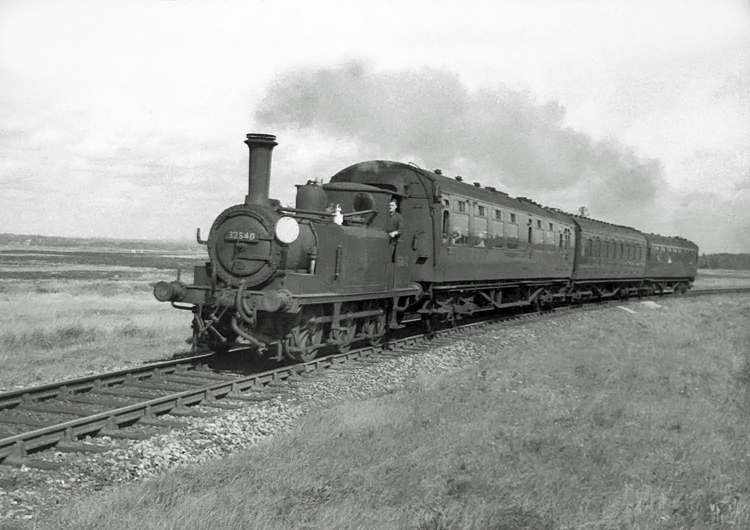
[489,219,504,248]
[545,227,555,247]
[473,215,488,246]
[452,213,470,245]
[506,223,519,249]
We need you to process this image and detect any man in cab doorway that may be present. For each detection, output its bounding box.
[388,198,403,239]
[388,198,404,262]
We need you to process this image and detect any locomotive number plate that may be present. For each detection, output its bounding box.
[224,231,258,242]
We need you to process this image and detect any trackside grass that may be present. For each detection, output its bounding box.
[0,279,193,389]
[36,294,750,530]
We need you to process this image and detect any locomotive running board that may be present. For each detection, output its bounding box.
[291,285,421,306]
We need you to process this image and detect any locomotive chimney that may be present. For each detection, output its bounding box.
[244,133,278,206]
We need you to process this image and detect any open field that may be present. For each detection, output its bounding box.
[0,281,194,390]
[16,293,748,530]
[0,248,204,281]
[693,268,750,289]
[0,247,205,390]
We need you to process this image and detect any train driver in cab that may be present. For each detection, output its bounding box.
[388,197,404,263]
[388,198,404,240]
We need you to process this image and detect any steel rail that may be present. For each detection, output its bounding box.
[0,353,214,409]
[1,286,747,464]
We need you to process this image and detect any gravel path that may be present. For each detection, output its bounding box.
[0,319,548,525]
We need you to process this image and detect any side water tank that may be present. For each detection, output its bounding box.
[296,181,328,211]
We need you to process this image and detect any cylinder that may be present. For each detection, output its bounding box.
[244,133,278,206]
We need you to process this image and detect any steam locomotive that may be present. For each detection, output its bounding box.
[154,133,699,361]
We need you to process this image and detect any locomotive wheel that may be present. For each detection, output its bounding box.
[420,300,442,337]
[332,318,357,353]
[421,313,440,338]
[284,307,324,362]
[363,311,386,347]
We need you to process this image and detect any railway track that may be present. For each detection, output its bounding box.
[1,286,747,469]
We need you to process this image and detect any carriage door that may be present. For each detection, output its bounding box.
[394,195,433,288]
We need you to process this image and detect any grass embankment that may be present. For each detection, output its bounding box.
[39,295,750,529]
[0,279,192,389]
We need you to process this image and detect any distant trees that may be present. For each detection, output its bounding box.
[698,253,750,270]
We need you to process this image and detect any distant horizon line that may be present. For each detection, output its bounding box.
[0,232,197,244]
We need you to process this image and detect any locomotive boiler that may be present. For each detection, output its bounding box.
[154,133,699,361]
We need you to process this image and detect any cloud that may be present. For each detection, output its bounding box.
[671,187,750,254]
[256,60,668,228]
[0,76,244,239]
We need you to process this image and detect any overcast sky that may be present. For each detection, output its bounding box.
[1,0,748,253]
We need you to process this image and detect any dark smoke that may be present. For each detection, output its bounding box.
[255,61,667,220]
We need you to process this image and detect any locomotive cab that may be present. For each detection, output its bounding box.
[321,182,390,231]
